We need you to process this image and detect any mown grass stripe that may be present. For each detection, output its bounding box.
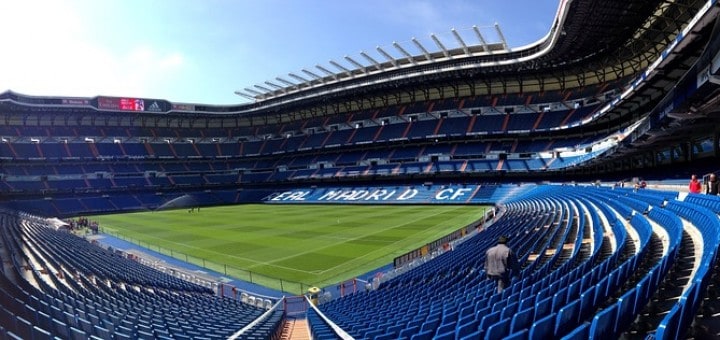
[94,204,489,291]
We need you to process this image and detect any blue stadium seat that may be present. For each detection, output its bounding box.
[14,316,33,339]
[484,318,511,340]
[614,288,637,334]
[32,326,54,340]
[454,318,480,339]
[432,330,455,340]
[6,331,24,340]
[399,325,420,339]
[504,328,529,340]
[529,313,556,340]
[589,305,618,339]
[501,301,520,320]
[409,329,433,340]
[510,307,534,333]
[533,296,553,321]
[555,299,580,337]
[459,329,482,340]
[69,326,87,340]
[434,322,456,338]
[561,323,589,340]
[578,287,596,324]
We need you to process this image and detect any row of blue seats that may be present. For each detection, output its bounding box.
[307,307,344,340]
[7,188,268,218]
[318,188,606,338]
[0,158,559,190]
[652,200,720,339]
[0,103,600,142]
[0,212,284,339]
[311,185,707,339]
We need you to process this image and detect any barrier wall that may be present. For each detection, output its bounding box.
[264,184,499,205]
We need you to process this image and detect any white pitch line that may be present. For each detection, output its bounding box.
[105,227,321,274]
[314,209,468,275]
[250,206,469,274]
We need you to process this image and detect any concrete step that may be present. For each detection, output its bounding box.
[280,317,311,340]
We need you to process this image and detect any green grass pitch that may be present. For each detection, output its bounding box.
[94,204,489,294]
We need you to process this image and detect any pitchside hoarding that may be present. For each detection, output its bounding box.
[265,184,494,204]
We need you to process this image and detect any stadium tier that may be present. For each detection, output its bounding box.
[3,184,720,339]
[3,0,720,338]
[310,185,720,339]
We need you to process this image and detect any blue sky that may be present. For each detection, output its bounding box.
[0,0,557,105]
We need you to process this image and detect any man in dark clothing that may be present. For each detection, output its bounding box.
[706,173,719,195]
[485,235,520,293]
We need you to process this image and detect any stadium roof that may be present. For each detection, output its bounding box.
[1,0,717,178]
[234,0,708,117]
[234,24,509,101]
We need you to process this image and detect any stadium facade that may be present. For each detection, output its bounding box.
[2,0,720,339]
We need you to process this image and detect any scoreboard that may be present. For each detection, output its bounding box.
[96,97,170,112]
[97,97,144,111]
[119,98,145,111]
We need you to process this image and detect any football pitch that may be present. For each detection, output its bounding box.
[94,204,489,294]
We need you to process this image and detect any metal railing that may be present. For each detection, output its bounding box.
[100,228,313,295]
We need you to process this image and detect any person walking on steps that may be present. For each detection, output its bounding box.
[485,235,520,293]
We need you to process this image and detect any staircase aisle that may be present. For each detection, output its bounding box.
[280,317,311,340]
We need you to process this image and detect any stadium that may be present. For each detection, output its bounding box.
[2,0,720,339]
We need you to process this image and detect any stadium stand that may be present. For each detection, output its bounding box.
[3,181,720,338]
[0,211,282,339]
[2,0,720,338]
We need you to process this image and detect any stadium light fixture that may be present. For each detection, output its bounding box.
[329,60,349,72]
[344,55,367,74]
[311,66,334,82]
[411,38,433,62]
[360,51,382,71]
[430,34,450,58]
[243,88,264,96]
[82,137,92,143]
[275,77,295,87]
[264,81,284,90]
[234,91,256,100]
[472,25,490,52]
[376,46,398,67]
[494,23,509,51]
[329,60,352,77]
[451,28,470,56]
[392,42,416,65]
[254,84,273,93]
[288,73,308,83]
[113,138,121,144]
[302,68,324,80]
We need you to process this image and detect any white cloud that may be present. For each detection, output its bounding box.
[372,0,472,35]
[0,0,187,99]
[159,53,185,70]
